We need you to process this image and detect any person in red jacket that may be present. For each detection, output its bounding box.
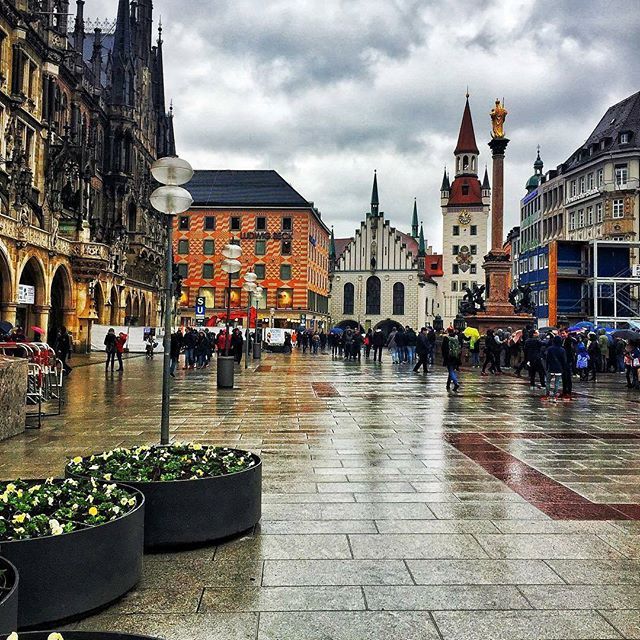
[115,332,127,371]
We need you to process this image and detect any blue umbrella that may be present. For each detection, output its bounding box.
[574,321,594,329]
[0,320,13,335]
[330,327,344,334]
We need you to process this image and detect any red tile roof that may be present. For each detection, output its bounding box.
[447,176,483,206]
[454,98,480,155]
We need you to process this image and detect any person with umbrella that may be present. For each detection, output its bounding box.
[463,327,480,367]
[0,320,13,341]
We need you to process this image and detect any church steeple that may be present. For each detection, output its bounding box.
[329,226,336,263]
[418,223,426,257]
[370,170,379,217]
[112,0,134,105]
[454,94,480,177]
[411,199,419,239]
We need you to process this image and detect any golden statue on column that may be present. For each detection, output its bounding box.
[490,98,508,139]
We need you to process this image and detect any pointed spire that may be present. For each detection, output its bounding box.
[112,0,133,105]
[73,0,85,53]
[329,226,336,261]
[534,145,544,173]
[370,170,379,216]
[411,198,419,239]
[440,167,450,192]
[454,95,479,156]
[482,166,490,190]
[418,223,426,257]
[91,28,103,89]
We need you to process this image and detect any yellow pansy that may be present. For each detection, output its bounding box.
[72,456,83,464]
[13,513,27,523]
[48,633,65,640]
[6,483,16,493]
[7,632,19,640]
[88,506,98,516]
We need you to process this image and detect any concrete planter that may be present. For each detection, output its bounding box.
[0,485,144,629]
[0,557,18,635]
[68,451,262,550]
[1,634,162,640]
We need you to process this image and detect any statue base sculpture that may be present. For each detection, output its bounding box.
[463,254,534,333]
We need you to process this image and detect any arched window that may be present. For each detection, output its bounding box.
[463,155,469,171]
[127,202,137,232]
[393,282,405,315]
[366,276,381,315]
[343,283,354,315]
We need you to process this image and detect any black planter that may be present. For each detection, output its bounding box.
[0,557,18,635]
[1,634,161,640]
[70,452,262,549]
[0,485,144,630]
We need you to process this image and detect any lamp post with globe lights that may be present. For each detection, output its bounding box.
[242,271,258,369]
[252,284,263,360]
[219,243,242,388]
[150,156,194,445]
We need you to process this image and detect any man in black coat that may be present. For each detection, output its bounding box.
[413,328,429,373]
[523,331,546,389]
[371,329,385,363]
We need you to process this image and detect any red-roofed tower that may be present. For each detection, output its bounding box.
[439,94,491,324]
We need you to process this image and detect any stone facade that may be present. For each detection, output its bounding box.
[0,0,175,350]
[0,355,27,441]
[330,173,438,332]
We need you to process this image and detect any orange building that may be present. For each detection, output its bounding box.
[173,170,330,329]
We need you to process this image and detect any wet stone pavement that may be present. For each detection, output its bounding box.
[2,351,640,639]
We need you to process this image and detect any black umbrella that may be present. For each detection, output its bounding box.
[612,330,640,341]
[0,320,13,335]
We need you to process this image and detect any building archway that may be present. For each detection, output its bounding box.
[374,318,403,337]
[125,293,132,324]
[131,296,140,325]
[139,294,147,326]
[49,265,72,344]
[17,257,47,338]
[94,282,105,324]
[0,243,13,320]
[109,287,119,326]
[335,319,365,333]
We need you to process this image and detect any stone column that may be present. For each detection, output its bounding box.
[489,138,509,254]
[1,303,18,325]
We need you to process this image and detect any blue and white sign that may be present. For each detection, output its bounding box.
[195,296,206,320]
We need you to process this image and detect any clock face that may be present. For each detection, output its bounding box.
[458,211,471,225]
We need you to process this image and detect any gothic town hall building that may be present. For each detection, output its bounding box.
[0,0,175,350]
[329,172,439,333]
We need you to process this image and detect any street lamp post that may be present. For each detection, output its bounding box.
[219,243,242,389]
[150,156,194,445]
[252,285,263,360]
[242,272,257,369]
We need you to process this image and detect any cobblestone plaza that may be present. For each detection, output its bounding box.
[2,353,640,639]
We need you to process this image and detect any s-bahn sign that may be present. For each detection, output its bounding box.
[239,231,293,240]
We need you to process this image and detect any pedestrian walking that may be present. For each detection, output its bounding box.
[55,327,73,375]
[413,328,429,373]
[442,328,461,392]
[372,329,385,362]
[545,336,568,400]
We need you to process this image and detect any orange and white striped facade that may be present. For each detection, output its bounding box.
[173,207,331,328]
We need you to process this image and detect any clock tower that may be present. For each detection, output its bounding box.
[439,95,491,324]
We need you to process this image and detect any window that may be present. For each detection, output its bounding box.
[615,164,628,188]
[596,203,604,223]
[569,212,576,231]
[281,240,292,255]
[255,240,266,255]
[204,216,216,231]
[178,216,189,230]
[452,264,459,274]
[587,173,594,190]
[451,282,458,292]
[280,264,292,280]
[282,217,292,231]
[203,239,215,255]
[277,288,293,309]
[579,176,585,193]
[470,225,477,236]
[177,263,188,278]
[256,217,267,231]
[462,185,469,196]
[578,209,584,228]
[343,283,355,315]
[586,206,593,226]
[392,282,405,315]
[202,263,214,279]
[597,169,604,187]
[230,216,241,231]
[620,132,629,144]
[570,180,577,197]
[452,245,459,255]
[453,225,460,236]
[198,287,215,308]
[470,245,477,255]
[461,281,468,290]
[612,199,624,218]
[177,239,189,255]
[366,276,381,315]
[254,264,266,279]
[470,264,477,274]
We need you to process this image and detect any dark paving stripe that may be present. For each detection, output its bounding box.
[256,365,273,372]
[446,433,640,521]
[312,382,341,398]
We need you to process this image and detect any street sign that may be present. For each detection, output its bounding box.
[195,296,206,320]
[18,284,35,305]
[633,265,640,277]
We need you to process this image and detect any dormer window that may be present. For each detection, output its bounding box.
[620,132,630,144]
[600,140,606,150]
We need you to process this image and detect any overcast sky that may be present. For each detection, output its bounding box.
[86,0,640,251]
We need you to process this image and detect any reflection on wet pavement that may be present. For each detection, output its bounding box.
[2,352,640,639]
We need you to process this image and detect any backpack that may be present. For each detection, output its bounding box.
[448,337,461,360]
